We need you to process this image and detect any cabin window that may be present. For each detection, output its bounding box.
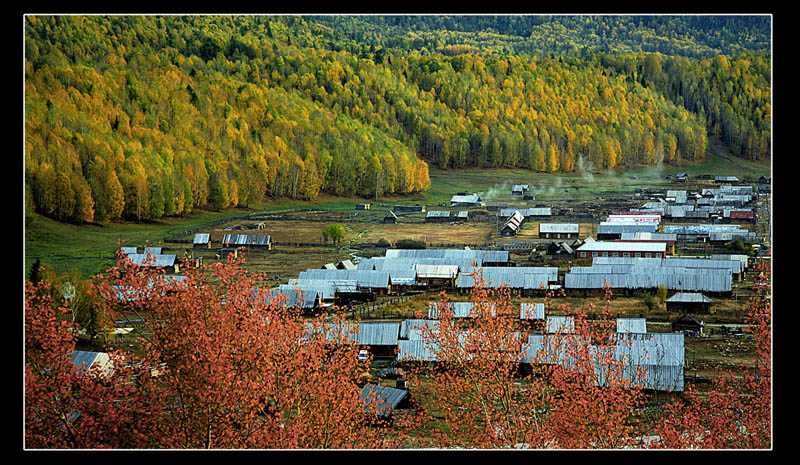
[592,252,598,257]
[635,253,641,258]
[645,253,652,258]
[612,252,619,257]
[623,252,630,257]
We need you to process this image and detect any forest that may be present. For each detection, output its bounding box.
[24,15,771,225]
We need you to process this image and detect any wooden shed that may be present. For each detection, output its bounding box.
[671,314,705,336]
[666,292,712,314]
[193,233,211,249]
[383,211,398,224]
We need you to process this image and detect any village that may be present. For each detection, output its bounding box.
[88,172,770,423]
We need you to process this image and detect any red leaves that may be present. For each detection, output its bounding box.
[25,254,772,449]
[650,259,771,449]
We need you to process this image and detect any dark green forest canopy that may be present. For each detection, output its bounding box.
[24,15,771,225]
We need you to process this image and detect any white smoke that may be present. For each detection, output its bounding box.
[480,180,510,201]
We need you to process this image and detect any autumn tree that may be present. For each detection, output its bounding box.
[651,258,771,449]
[401,275,646,449]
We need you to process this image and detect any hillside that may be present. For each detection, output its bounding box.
[24,15,771,226]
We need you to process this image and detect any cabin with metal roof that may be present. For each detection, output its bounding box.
[414,264,459,288]
[520,302,545,320]
[519,331,685,392]
[500,207,551,218]
[304,321,401,350]
[261,287,321,311]
[383,210,398,224]
[450,194,483,207]
[545,316,575,334]
[360,384,409,420]
[618,232,677,254]
[193,233,211,248]
[597,222,660,240]
[501,211,525,236]
[539,223,579,239]
[70,350,114,377]
[565,269,731,294]
[399,319,440,340]
[609,332,685,391]
[125,253,180,273]
[666,292,712,314]
[385,248,510,266]
[616,318,648,334]
[427,302,496,319]
[425,210,451,223]
[221,234,272,250]
[456,267,557,293]
[511,184,529,195]
[298,269,392,294]
[393,204,425,213]
[576,241,667,259]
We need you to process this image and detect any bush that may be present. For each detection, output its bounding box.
[394,239,426,249]
[643,293,656,311]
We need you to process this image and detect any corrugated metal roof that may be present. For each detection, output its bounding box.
[126,254,177,268]
[120,247,138,255]
[397,339,441,361]
[592,257,664,267]
[564,271,731,292]
[360,384,407,417]
[358,322,401,345]
[616,318,648,333]
[521,333,685,391]
[428,302,496,319]
[385,249,509,264]
[500,207,551,217]
[70,350,113,376]
[414,264,459,279]
[664,257,741,274]
[284,279,359,299]
[578,241,666,253]
[360,257,476,272]
[456,267,558,289]
[450,194,482,204]
[664,224,740,234]
[193,233,210,244]
[304,321,401,346]
[597,222,659,234]
[539,223,579,234]
[666,292,711,303]
[222,234,271,246]
[262,287,319,309]
[426,210,451,218]
[620,232,677,242]
[606,215,661,223]
[298,269,391,289]
[400,319,439,340]
[387,268,417,285]
[111,275,188,301]
[520,303,545,320]
[545,316,575,334]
